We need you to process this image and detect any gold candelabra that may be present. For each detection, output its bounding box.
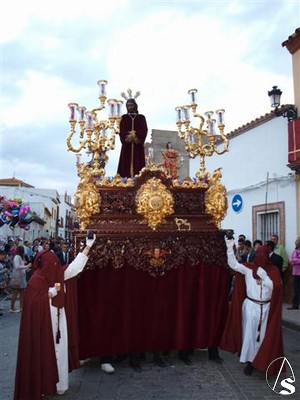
[67,80,123,178]
[175,88,229,180]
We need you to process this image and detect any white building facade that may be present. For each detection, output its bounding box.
[191,114,297,256]
[57,192,77,240]
[0,183,77,242]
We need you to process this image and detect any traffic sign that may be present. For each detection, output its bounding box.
[232,194,243,213]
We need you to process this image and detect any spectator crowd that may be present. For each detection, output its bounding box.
[0,236,74,317]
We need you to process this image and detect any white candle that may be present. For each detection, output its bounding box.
[68,103,78,120]
[78,106,86,121]
[183,106,190,121]
[97,80,107,96]
[76,154,81,164]
[86,113,94,129]
[148,147,154,158]
[189,133,195,144]
[175,107,182,122]
[117,101,123,117]
[216,109,225,126]
[188,88,198,104]
[207,119,216,134]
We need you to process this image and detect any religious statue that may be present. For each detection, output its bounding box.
[161,141,179,179]
[117,97,148,178]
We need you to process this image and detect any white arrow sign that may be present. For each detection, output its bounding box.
[232,194,243,213]
[232,199,242,208]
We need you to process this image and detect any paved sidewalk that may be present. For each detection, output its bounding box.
[0,296,299,400]
[282,303,300,331]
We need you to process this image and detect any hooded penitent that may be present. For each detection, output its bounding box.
[220,245,284,376]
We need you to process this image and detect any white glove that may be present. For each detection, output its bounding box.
[48,286,58,299]
[86,234,96,248]
[225,237,235,250]
[257,267,268,280]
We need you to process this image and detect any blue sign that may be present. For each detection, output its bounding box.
[232,194,243,213]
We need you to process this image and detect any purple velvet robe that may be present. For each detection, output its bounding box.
[117,113,148,178]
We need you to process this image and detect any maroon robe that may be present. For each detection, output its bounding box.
[117,113,148,178]
[14,250,79,400]
[220,248,284,376]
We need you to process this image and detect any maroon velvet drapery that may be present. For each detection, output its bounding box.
[77,261,229,359]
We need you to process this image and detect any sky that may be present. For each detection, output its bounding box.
[1,0,300,196]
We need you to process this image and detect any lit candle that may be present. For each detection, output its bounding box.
[68,103,78,120]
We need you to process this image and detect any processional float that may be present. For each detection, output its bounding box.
[66,81,231,359]
[67,81,229,241]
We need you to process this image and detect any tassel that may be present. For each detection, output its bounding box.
[257,321,261,332]
[56,308,61,344]
[56,329,61,344]
[256,304,262,342]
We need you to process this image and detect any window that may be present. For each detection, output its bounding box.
[257,211,278,243]
[252,201,285,245]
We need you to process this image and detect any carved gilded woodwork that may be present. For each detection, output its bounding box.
[205,168,228,228]
[73,164,101,230]
[172,191,206,214]
[75,232,228,277]
[72,167,229,271]
[174,218,191,231]
[135,177,174,230]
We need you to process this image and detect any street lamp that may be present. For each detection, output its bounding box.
[268,86,297,121]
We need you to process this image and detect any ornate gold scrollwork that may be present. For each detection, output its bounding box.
[136,178,174,230]
[96,175,135,187]
[205,167,227,228]
[174,218,191,231]
[172,177,208,189]
[74,164,101,230]
[144,248,171,268]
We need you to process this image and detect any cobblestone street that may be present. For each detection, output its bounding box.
[1,296,299,400]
